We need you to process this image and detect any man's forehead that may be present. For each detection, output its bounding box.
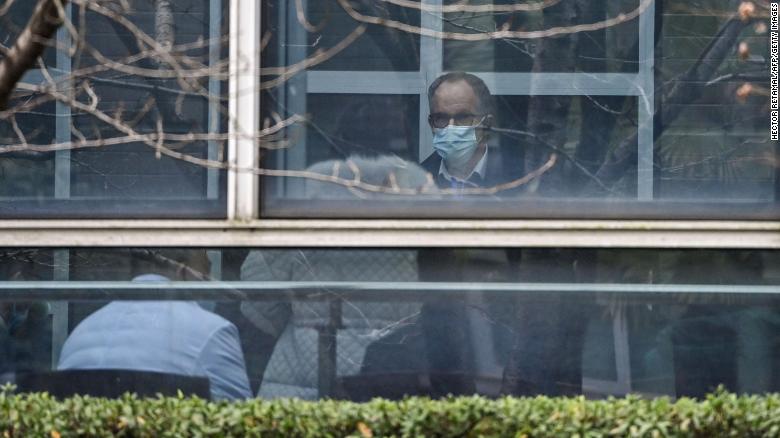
[432,79,479,110]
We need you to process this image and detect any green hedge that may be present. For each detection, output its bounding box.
[2,389,780,437]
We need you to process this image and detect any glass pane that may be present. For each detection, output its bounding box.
[654,0,775,202]
[261,0,779,219]
[0,2,57,66]
[260,0,420,72]
[263,93,420,202]
[443,0,640,73]
[0,1,229,218]
[1,248,778,400]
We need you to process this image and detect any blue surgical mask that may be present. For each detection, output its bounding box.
[432,125,478,171]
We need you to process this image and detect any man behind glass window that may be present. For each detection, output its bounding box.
[417,72,521,396]
[423,71,519,191]
[58,250,252,401]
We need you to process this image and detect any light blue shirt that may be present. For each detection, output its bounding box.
[58,275,252,400]
[438,145,488,188]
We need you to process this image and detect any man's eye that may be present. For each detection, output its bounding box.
[453,115,478,126]
[432,116,450,127]
[431,114,477,127]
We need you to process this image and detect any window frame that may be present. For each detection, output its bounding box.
[1,0,776,401]
[1,0,778,249]
[0,219,777,248]
[7,2,225,213]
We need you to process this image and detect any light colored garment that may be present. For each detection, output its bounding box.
[58,276,251,400]
[241,249,421,399]
[438,145,488,186]
[303,154,438,199]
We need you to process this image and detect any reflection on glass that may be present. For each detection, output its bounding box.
[305,94,419,164]
[0,2,58,66]
[0,251,53,381]
[59,251,251,401]
[308,1,420,71]
[0,1,228,218]
[1,248,779,400]
[442,0,640,73]
[261,0,778,218]
[0,102,56,200]
[654,1,775,202]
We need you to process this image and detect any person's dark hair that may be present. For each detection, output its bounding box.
[427,72,494,116]
[130,249,210,280]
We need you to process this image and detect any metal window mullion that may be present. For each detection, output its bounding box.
[51,9,72,369]
[306,71,425,94]
[478,72,643,96]
[207,0,222,200]
[5,281,780,296]
[282,0,308,199]
[637,0,656,200]
[228,0,260,220]
[50,250,69,368]
[418,1,443,161]
[273,1,289,199]
[54,7,72,200]
[306,71,645,96]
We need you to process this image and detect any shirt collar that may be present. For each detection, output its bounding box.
[438,145,488,185]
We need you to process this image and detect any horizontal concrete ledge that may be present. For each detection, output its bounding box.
[0,220,778,248]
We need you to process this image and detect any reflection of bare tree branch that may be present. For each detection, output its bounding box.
[295,0,327,33]
[0,114,306,155]
[355,0,420,71]
[1,0,771,202]
[99,1,185,123]
[0,0,68,110]
[0,0,17,18]
[443,153,557,196]
[78,1,201,88]
[490,126,617,195]
[381,0,561,13]
[7,38,226,101]
[260,25,367,89]
[0,117,555,197]
[76,75,227,101]
[128,249,248,301]
[251,152,555,197]
[336,0,653,41]
[132,249,212,281]
[589,16,752,193]
[706,71,768,86]
[522,0,578,194]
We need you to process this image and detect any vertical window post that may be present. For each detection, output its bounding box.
[207,0,223,200]
[54,4,72,201]
[228,0,260,220]
[637,0,656,200]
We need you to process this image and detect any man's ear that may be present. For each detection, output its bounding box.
[478,114,494,144]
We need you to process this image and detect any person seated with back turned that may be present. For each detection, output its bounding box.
[57,250,252,401]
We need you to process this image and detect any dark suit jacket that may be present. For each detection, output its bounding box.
[421,145,524,191]
[416,146,585,397]
[359,146,586,399]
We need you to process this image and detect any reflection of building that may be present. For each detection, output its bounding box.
[0,0,778,401]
